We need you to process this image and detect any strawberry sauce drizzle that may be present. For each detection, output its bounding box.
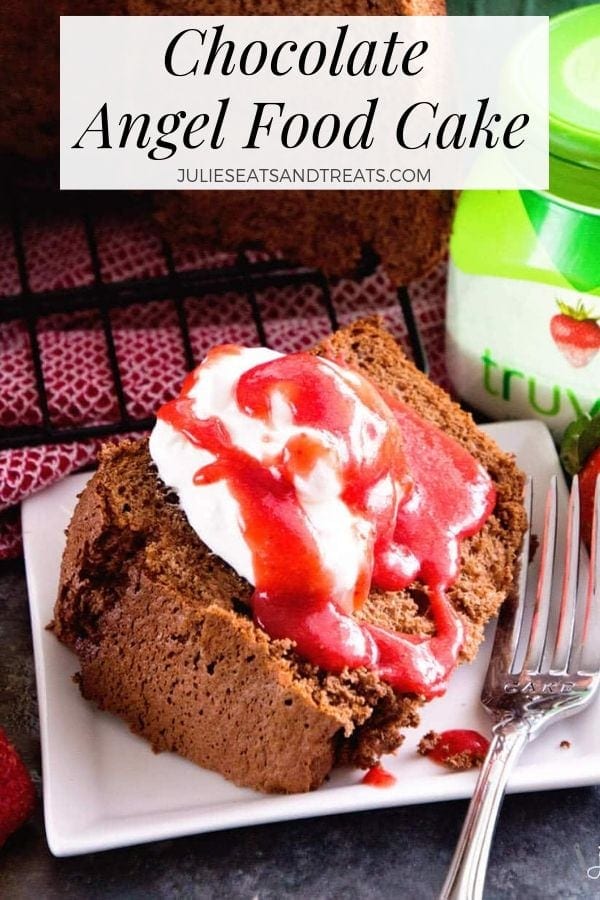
[361,764,397,788]
[158,348,496,698]
[426,730,490,767]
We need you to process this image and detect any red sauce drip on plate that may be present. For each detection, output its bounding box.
[158,347,496,698]
[427,730,490,767]
[361,764,397,788]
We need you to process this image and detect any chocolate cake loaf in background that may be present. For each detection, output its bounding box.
[1,0,451,285]
[52,319,526,793]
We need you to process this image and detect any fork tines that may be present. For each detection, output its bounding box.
[580,477,600,675]
[501,474,600,683]
[444,473,600,900]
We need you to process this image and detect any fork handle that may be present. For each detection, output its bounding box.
[439,719,530,900]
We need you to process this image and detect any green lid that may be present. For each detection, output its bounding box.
[550,4,600,205]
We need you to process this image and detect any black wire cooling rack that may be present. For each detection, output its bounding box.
[0,159,427,452]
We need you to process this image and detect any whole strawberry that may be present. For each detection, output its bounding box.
[561,414,600,548]
[550,300,600,369]
[580,446,600,548]
[0,727,35,847]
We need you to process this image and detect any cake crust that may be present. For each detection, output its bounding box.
[53,319,526,793]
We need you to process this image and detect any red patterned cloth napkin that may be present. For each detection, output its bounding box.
[0,198,448,559]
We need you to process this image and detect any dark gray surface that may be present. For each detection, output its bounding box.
[1,558,599,899]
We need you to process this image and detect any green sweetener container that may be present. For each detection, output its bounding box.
[446,4,600,438]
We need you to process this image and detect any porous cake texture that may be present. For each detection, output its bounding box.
[53,320,526,793]
[154,190,453,286]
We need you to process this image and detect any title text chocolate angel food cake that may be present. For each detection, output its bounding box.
[1,0,450,285]
[53,320,526,793]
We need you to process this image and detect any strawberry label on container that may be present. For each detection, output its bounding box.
[446,189,600,439]
[447,267,600,439]
[550,301,600,369]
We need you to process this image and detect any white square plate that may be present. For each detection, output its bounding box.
[22,420,600,857]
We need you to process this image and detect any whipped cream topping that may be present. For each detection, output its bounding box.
[149,346,404,608]
[149,343,496,696]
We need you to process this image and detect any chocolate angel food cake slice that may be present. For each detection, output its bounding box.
[52,319,527,793]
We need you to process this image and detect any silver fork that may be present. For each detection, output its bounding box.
[440,474,600,900]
